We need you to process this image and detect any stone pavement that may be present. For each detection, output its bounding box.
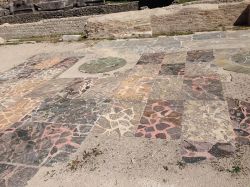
[0,30,250,186]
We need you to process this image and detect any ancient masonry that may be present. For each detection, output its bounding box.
[0,0,249,39]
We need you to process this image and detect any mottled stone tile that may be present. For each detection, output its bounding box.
[0,53,81,81]
[114,75,154,102]
[213,48,250,75]
[130,64,161,77]
[151,37,181,52]
[186,50,214,63]
[192,32,225,40]
[149,78,184,100]
[26,78,73,99]
[227,99,250,145]
[222,72,250,102]
[136,52,165,65]
[181,141,235,163]
[135,100,183,140]
[185,62,231,82]
[159,63,185,76]
[162,51,186,64]
[0,164,38,187]
[182,100,235,143]
[92,100,145,137]
[183,76,224,100]
[23,96,110,124]
[58,75,127,100]
[0,98,40,132]
[0,121,91,166]
[0,79,46,109]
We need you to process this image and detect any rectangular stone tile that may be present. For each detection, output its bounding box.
[149,77,184,100]
[162,51,187,64]
[23,96,110,124]
[222,72,250,102]
[0,98,41,132]
[0,164,38,187]
[136,52,165,65]
[213,48,250,75]
[0,121,91,166]
[151,37,181,52]
[181,140,235,163]
[182,75,224,100]
[227,98,250,145]
[186,49,214,63]
[92,100,145,137]
[129,64,161,77]
[192,32,225,41]
[184,62,232,82]
[182,100,235,144]
[0,53,80,81]
[26,78,73,99]
[114,75,154,102]
[0,79,47,109]
[58,76,127,100]
[159,63,185,76]
[135,100,184,140]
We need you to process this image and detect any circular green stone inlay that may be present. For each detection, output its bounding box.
[79,57,127,74]
[231,52,250,66]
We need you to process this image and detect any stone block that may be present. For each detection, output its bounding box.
[62,34,82,41]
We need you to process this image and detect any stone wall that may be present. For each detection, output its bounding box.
[0,1,249,40]
[0,17,87,39]
[0,2,139,24]
[151,2,249,35]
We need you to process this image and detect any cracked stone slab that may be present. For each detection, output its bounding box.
[0,121,92,166]
[182,100,235,143]
[182,75,224,100]
[0,53,81,81]
[0,98,41,132]
[92,100,145,137]
[22,96,110,124]
[227,98,250,145]
[114,75,154,102]
[181,141,235,163]
[214,48,250,75]
[135,100,184,140]
[0,164,38,187]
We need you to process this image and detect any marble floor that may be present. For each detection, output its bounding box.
[0,30,250,186]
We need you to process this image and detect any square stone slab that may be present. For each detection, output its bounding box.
[23,97,109,124]
[0,121,91,166]
[149,77,184,100]
[159,63,185,76]
[92,100,145,137]
[182,100,235,143]
[227,98,250,145]
[135,100,184,140]
[114,75,154,102]
[136,52,165,65]
[186,49,214,63]
[183,75,224,100]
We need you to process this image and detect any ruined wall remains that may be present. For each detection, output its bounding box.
[0,1,249,39]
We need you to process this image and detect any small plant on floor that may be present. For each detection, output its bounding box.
[227,166,241,174]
